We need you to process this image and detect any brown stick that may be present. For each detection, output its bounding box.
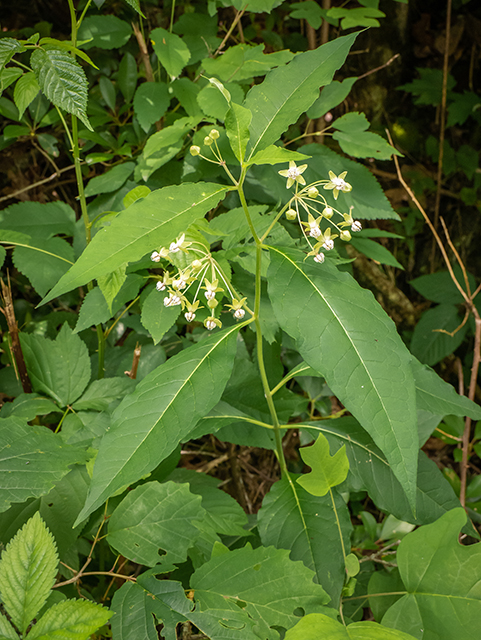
[0,277,32,393]
[125,343,142,380]
[0,164,77,204]
[132,22,154,83]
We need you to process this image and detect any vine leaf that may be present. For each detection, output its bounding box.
[297,432,349,496]
[74,325,240,525]
[244,32,357,160]
[380,509,481,640]
[258,475,351,607]
[267,247,418,510]
[41,182,228,304]
[30,48,91,130]
[0,512,57,635]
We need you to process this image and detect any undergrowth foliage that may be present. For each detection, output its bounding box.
[0,1,480,639]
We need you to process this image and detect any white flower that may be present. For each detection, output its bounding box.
[205,290,216,300]
[313,253,325,264]
[156,281,166,291]
[323,171,352,200]
[323,238,334,251]
[151,251,161,262]
[185,311,196,322]
[173,278,187,290]
[234,308,245,320]
[278,161,308,189]
[309,226,321,239]
[206,319,216,330]
[164,294,181,307]
[351,220,362,232]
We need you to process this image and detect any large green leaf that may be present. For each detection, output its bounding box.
[244,33,357,160]
[13,71,40,119]
[0,512,57,635]
[74,325,240,525]
[0,417,86,513]
[257,475,352,607]
[225,101,252,163]
[268,247,418,509]
[412,358,481,419]
[30,48,91,129]
[84,162,135,197]
[108,481,205,569]
[27,599,112,640]
[150,28,190,78]
[191,545,330,640]
[78,15,132,50]
[380,509,481,640]
[133,82,170,132]
[0,38,25,73]
[284,613,418,640]
[41,182,228,304]
[21,323,91,406]
[0,201,76,238]
[300,418,462,526]
[203,44,293,83]
[410,304,467,366]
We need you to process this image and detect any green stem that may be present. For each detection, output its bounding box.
[169,0,176,33]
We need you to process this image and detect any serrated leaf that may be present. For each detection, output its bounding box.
[27,598,112,640]
[150,28,190,78]
[78,15,132,50]
[0,67,23,93]
[0,38,25,73]
[297,433,349,496]
[140,286,181,345]
[0,512,58,634]
[258,475,351,607]
[133,82,170,132]
[41,182,228,304]
[21,323,91,406]
[74,324,240,525]
[12,236,74,297]
[248,145,311,167]
[267,247,418,509]
[0,613,17,640]
[0,201,76,238]
[84,162,135,197]
[0,417,86,513]
[30,48,91,130]
[284,613,418,640]
[72,377,134,412]
[13,71,40,119]
[380,509,481,639]
[244,33,357,160]
[0,393,59,420]
[300,418,463,527]
[191,545,330,640]
[108,481,205,569]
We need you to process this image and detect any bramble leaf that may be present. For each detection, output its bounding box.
[27,599,112,640]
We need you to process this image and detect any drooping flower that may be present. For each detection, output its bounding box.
[351,220,362,232]
[168,233,191,254]
[226,297,248,320]
[205,316,222,330]
[203,278,223,300]
[278,161,308,189]
[323,171,352,200]
[313,252,325,264]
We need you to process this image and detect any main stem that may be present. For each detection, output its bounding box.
[238,181,288,476]
[68,0,105,378]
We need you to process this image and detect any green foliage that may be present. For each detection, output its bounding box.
[297,432,349,496]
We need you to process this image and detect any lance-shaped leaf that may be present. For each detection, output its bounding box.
[244,32,357,160]
[0,512,57,635]
[30,48,91,130]
[0,417,87,513]
[225,102,252,162]
[380,509,481,640]
[297,433,349,496]
[41,182,228,304]
[258,475,352,607]
[267,247,418,509]
[284,613,419,640]
[108,481,205,569]
[75,325,240,525]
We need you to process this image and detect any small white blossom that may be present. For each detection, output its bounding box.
[206,319,216,330]
[185,311,196,322]
[323,238,334,251]
[278,161,308,189]
[151,251,161,262]
[351,220,362,232]
[309,226,321,239]
[323,171,352,200]
[313,253,325,264]
[156,281,166,291]
[205,290,216,300]
[173,278,187,290]
[234,308,245,320]
[164,294,181,307]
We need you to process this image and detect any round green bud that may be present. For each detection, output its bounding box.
[307,186,319,198]
[204,135,213,146]
[323,206,333,219]
[207,298,218,309]
[190,145,201,156]
[209,129,220,140]
[286,208,297,221]
[340,230,351,242]
[191,259,203,270]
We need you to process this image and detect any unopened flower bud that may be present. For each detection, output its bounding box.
[209,129,220,140]
[351,220,362,232]
[286,208,297,221]
[314,253,325,264]
[190,145,201,156]
[156,281,166,291]
[234,308,245,320]
[323,207,333,219]
[307,186,319,198]
[340,230,351,242]
[185,311,196,322]
[191,260,203,270]
[207,298,218,309]
[151,251,161,262]
[204,136,213,146]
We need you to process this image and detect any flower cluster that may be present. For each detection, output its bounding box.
[278,162,362,264]
[150,233,249,330]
